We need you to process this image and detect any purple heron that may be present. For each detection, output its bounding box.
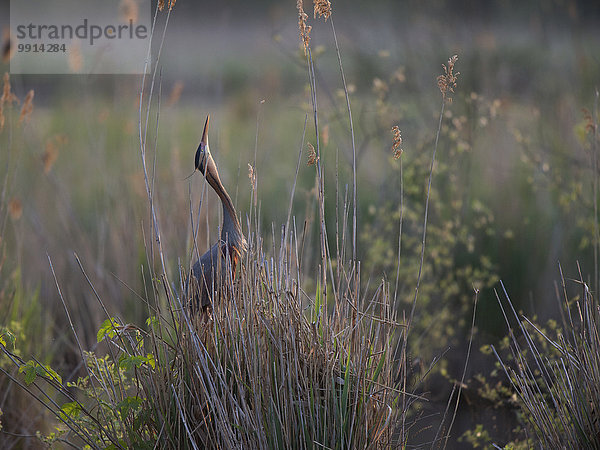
[191,115,247,310]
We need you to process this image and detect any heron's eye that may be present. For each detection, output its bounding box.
[195,144,206,172]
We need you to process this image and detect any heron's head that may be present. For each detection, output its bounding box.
[193,115,223,191]
[194,115,211,175]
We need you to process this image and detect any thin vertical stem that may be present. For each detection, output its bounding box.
[398,99,446,440]
[409,100,445,327]
[593,88,599,296]
[330,18,357,265]
[441,289,479,449]
[138,7,172,278]
[306,48,328,308]
[393,157,404,308]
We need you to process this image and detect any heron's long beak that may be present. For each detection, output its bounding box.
[201,115,209,146]
[194,114,224,192]
[194,115,211,173]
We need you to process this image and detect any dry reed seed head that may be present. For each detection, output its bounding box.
[43,135,66,173]
[391,126,403,159]
[392,66,406,83]
[372,77,389,97]
[248,162,258,207]
[43,141,58,174]
[582,108,596,135]
[313,0,332,20]
[68,42,82,73]
[19,90,34,124]
[321,124,329,146]
[307,142,319,166]
[8,198,22,220]
[437,54,460,102]
[0,72,19,132]
[2,29,14,63]
[119,0,139,23]
[156,0,175,12]
[167,81,184,107]
[1,72,19,107]
[297,0,311,55]
[247,163,256,190]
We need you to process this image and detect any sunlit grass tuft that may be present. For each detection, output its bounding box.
[494,270,600,448]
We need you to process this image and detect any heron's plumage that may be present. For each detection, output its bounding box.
[191,115,246,310]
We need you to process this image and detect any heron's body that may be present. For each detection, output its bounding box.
[191,115,247,309]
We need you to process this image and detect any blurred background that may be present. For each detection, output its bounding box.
[1,0,600,446]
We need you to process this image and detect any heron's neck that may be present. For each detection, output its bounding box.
[205,157,243,246]
[219,190,241,241]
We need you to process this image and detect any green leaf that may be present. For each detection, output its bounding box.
[314,281,322,321]
[117,396,143,420]
[0,329,16,349]
[59,401,82,421]
[145,316,159,329]
[18,360,62,385]
[40,364,62,384]
[145,353,156,369]
[97,318,120,343]
[119,354,155,371]
[372,349,386,385]
[19,361,37,385]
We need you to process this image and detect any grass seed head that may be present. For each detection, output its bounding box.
[0,72,20,132]
[307,142,319,166]
[167,81,184,107]
[43,141,59,174]
[314,0,332,21]
[321,124,329,146]
[391,126,403,159]
[248,162,258,207]
[19,90,34,124]
[8,198,22,220]
[582,108,596,135]
[119,0,139,23]
[43,135,66,173]
[2,28,14,63]
[373,77,389,97]
[1,72,19,107]
[437,54,460,102]
[392,66,406,83]
[248,163,256,190]
[68,42,83,73]
[297,0,312,55]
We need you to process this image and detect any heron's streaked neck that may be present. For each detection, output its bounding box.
[204,154,242,243]
[220,190,241,239]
